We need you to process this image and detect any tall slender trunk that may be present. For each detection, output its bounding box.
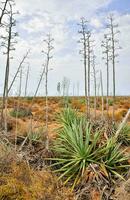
[111,18,116,122]
[45,57,49,150]
[82,28,88,117]
[4,54,10,133]
[106,51,109,116]
[25,65,29,97]
[0,0,8,25]
[87,38,90,117]
[1,11,12,131]
[92,60,97,119]
[100,71,104,119]
[8,50,30,94]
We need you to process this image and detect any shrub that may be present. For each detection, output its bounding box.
[50,108,130,189]
[51,118,103,188]
[101,137,129,178]
[10,107,32,118]
[0,161,74,200]
[117,124,130,145]
[57,107,79,127]
[108,99,113,106]
[25,96,33,101]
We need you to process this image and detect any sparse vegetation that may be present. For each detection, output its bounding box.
[10,107,32,118]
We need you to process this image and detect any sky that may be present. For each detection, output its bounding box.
[0,0,130,96]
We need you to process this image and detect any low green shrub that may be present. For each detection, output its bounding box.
[28,131,42,143]
[25,96,33,101]
[10,107,32,118]
[118,124,130,145]
[50,108,130,188]
[108,99,113,106]
[101,137,129,178]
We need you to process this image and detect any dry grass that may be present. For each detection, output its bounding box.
[0,142,74,200]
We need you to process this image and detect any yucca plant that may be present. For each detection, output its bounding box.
[117,124,130,145]
[57,107,78,127]
[101,137,129,179]
[50,108,130,189]
[28,132,41,143]
[51,116,104,188]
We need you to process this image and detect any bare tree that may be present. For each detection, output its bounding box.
[0,0,9,25]
[100,70,104,119]
[42,33,54,150]
[77,81,80,96]
[33,66,45,100]
[101,34,111,116]
[107,14,120,121]
[24,63,30,97]
[91,53,98,119]
[8,50,30,94]
[1,1,18,132]
[57,82,61,96]
[78,18,88,116]
[78,17,93,118]
[73,83,75,97]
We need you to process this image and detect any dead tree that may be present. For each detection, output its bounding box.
[77,81,80,96]
[91,53,98,119]
[1,2,18,132]
[31,65,46,105]
[57,82,61,96]
[100,70,104,119]
[78,18,93,118]
[73,83,75,97]
[24,63,30,97]
[18,64,22,96]
[101,34,111,116]
[107,14,120,121]
[0,0,10,25]
[78,18,88,116]
[8,50,30,94]
[42,34,54,150]
[87,32,93,118]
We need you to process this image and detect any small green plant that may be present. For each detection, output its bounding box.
[108,99,113,106]
[10,107,32,118]
[57,107,78,127]
[78,98,85,105]
[101,137,129,178]
[25,96,33,101]
[117,124,130,145]
[28,132,41,142]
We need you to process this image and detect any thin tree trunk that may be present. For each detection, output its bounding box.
[110,17,116,122]
[106,50,109,117]
[8,50,30,94]
[0,0,8,25]
[82,27,88,117]
[45,58,49,150]
[100,71,104,119]
[1,8,12,132]
[92,60,97,119]
[24,64,30,97]
[87,38,90,118]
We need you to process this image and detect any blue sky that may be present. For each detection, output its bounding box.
[103,0,130,13]
[0,0,130,96]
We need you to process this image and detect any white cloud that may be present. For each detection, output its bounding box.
[90,18,103,28]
